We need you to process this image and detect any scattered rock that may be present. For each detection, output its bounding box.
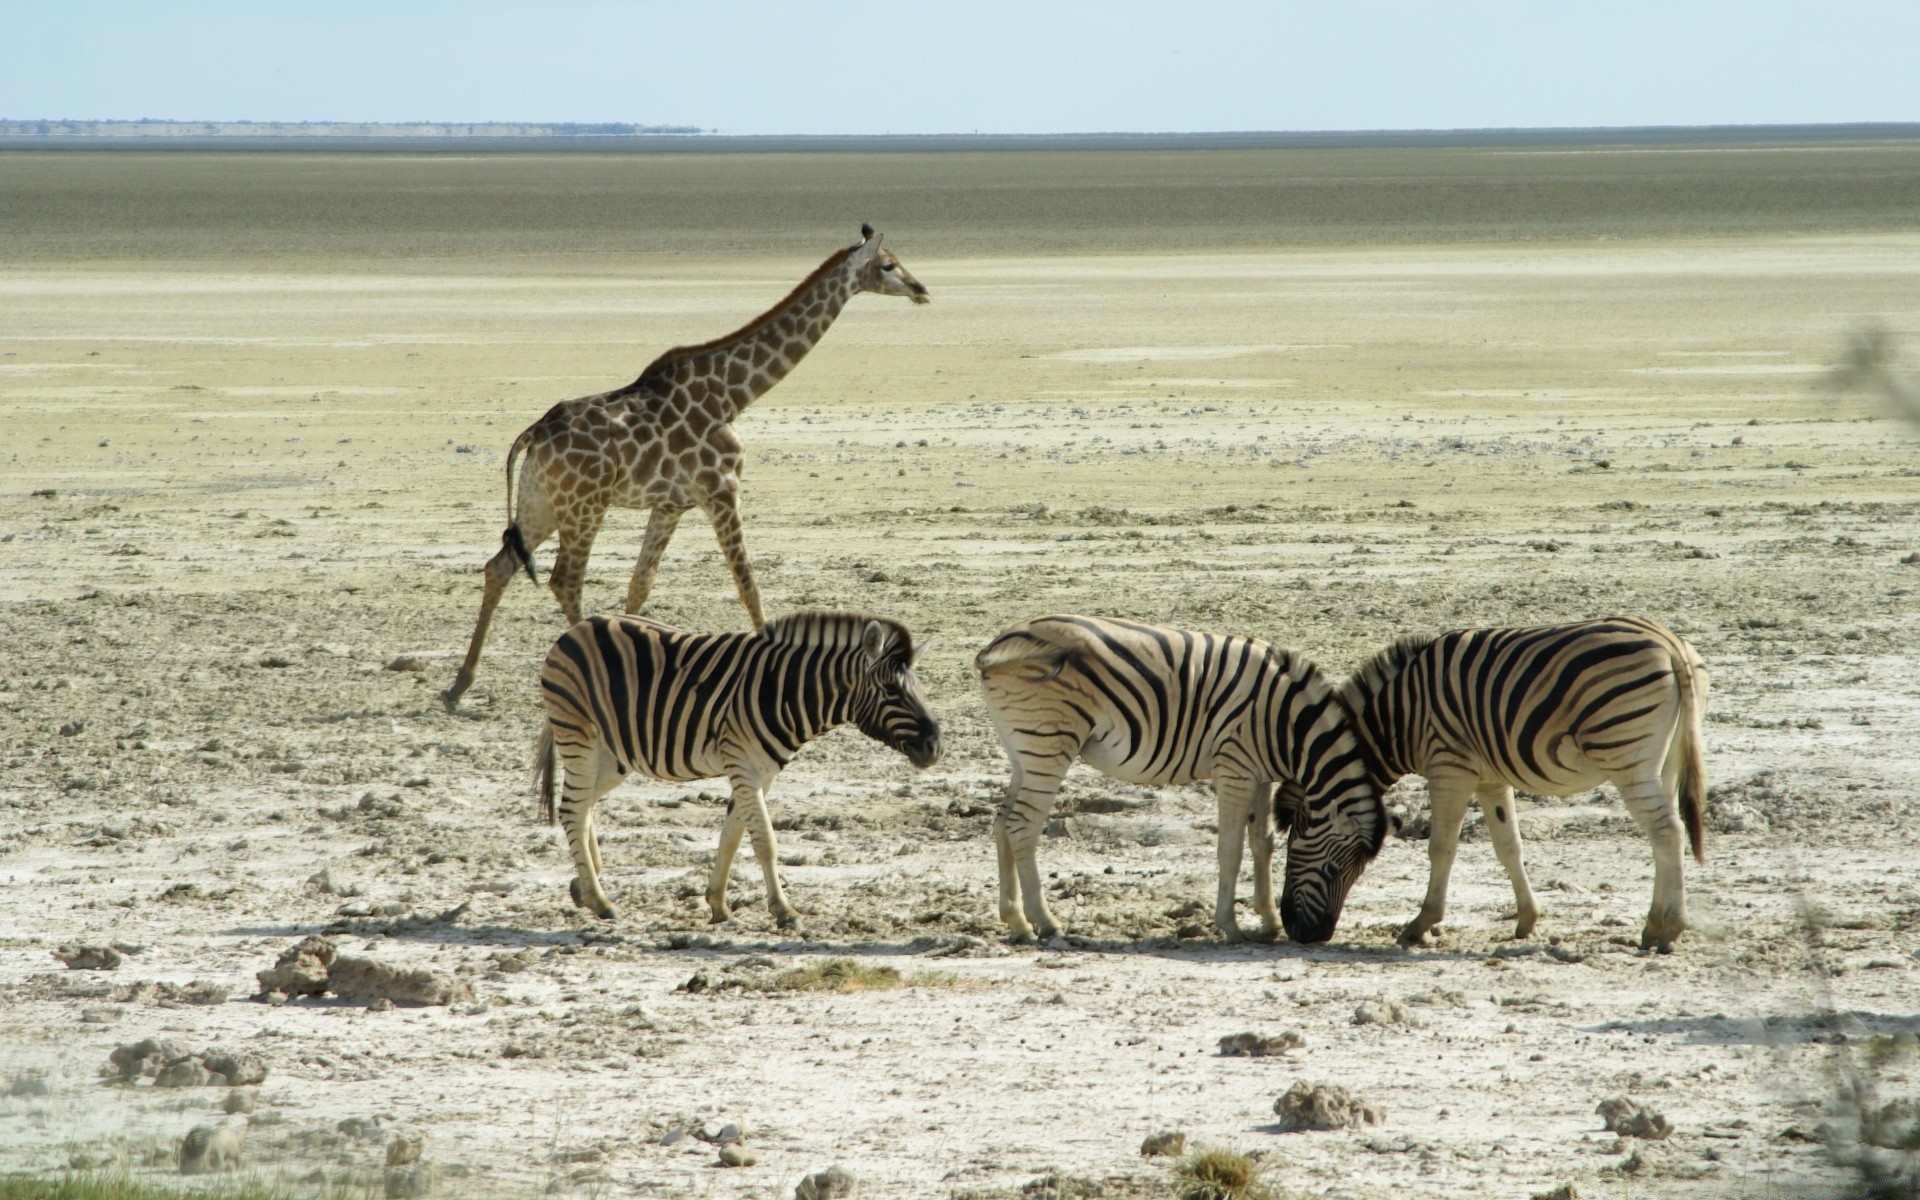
[385,655,431,673]
[108,1038,189,1079]
[53,943,122,971]
[328,956,475,1008]
[179,1124,243,1174]
[200,1050,268,1087]
[224,1088,255,1115]
[1597,1096,1673,1140]
[1140,1130,1187,1157]
[795,1164,857,1200]
[369,996,395,1013]
[1352,999,1418,1027]
[385,1163,436,1198]
[387,1135,425,1167]
[154,1058,214,1088]
[1274,1081,1385,1132]
[718,1144,757,1167]
[57,719,85,738]
[695,1120,743,1145]
[8,1073,51,1098]
[1218,1031,1304,1057]
[255,936,337,998]
[1532,1186,1579,1200]
[658,1127,688,1147]
[1902,551,1920,565]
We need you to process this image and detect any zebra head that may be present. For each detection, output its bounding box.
[853,619,944,768]
[1277,764,1389,944]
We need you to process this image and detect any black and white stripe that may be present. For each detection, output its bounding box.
[535,610,942,927]
[1337,614,1709,952]
[975,614,1386,944]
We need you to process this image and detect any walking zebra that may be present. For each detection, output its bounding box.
[1335,615,1709,953]
[535,611,942,926]
[975,615,1387,945]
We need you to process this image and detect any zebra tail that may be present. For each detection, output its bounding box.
[502,429,539,586]
[1672,652,1707,864]
[533,724,558,826]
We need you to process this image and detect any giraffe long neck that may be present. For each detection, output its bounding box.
[693,256,861,421]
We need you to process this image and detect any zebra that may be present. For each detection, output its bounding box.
[534,610,943,926]
[1334,615,1709,953]
[975,614,1387,945]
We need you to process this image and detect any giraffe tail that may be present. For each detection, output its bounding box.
[502,428,540,586]
[533,723,557,826]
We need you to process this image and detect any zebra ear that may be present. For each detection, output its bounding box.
[910,635,934,665]
[861,620,900,664]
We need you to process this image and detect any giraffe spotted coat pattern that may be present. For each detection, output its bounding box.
[443,226,929,711]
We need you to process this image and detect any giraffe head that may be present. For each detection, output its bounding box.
[850,224,930,305]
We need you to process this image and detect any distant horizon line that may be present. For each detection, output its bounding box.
[4,119,1919,154]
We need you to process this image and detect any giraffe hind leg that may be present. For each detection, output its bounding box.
[625,506,684,616]
[443,512,555,712]
[701,490,765,630]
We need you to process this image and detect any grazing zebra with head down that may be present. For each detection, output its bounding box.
[1334,615,1708,953]
[535,610,942,926]
[975,615,1387,945]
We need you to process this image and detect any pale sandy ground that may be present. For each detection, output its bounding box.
[2,234,1919,1199]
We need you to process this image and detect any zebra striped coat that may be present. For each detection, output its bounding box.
[975,614,1387,944]
[1336,615,1708,952]
[536,610,942,927]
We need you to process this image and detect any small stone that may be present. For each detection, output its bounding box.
[1532,1186,1579,1200]
[385,655,431,673]
[1597,1096,1673,1140]
[1274,1081,1385,1132]
[54,943,122,971]
[224,1089,255,1115]
[1139,1130,1187,1157]
[369,997,395,1013]
[57,720,85,737]
[200,1050,268,1087]
[256,935,337,998]
[384,1163,436,1198]
[387,1135,424,1167]
[658,1127,688,1147]
[1352,999,1417,1027]
[1219,1031,1304,1057]
[8,1074,51,1098]
[795,1165,857,1200]
[154,1058,213,1089]
[179,1124,243,1174]
[718,1144,756,1168]
[697,1120,742,1145]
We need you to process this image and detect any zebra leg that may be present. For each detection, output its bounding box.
[1475,783,1541,939]
[1615,771,1689,953]
[734,774,801,928]
[1248,781,1280,940]
[995,754,1070,942]
[558,748,622,921]
[1212,773,1260,942]
[706,788,755,924]
[624,506,683,615]
[1400,774,1474,946]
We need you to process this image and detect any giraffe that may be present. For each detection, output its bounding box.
[441,225,930,712]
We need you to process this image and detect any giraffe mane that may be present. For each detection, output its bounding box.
[762,609,911,655]
[619,244,860,393]
[1338,632,1435,711]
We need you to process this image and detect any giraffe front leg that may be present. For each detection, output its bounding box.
[700,487,765,631]
[1401,774,1474,946]
[1476,782,1540,939]
[625,506,683,615]
[731,772,799,928]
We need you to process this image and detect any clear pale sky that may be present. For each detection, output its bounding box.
[5,1,1918,134]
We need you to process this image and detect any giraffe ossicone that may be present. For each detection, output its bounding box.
[441,226,930,712]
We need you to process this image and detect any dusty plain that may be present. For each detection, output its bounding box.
[2,145,1919,1198]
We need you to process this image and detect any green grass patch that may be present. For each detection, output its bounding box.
[0,1173,368,1200]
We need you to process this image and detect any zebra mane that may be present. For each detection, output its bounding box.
[1338,632,1436,710]
[761,610,910,655]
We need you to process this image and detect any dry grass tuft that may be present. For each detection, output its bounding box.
[767,958,905,993]
[1171,1145,1272,1200]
